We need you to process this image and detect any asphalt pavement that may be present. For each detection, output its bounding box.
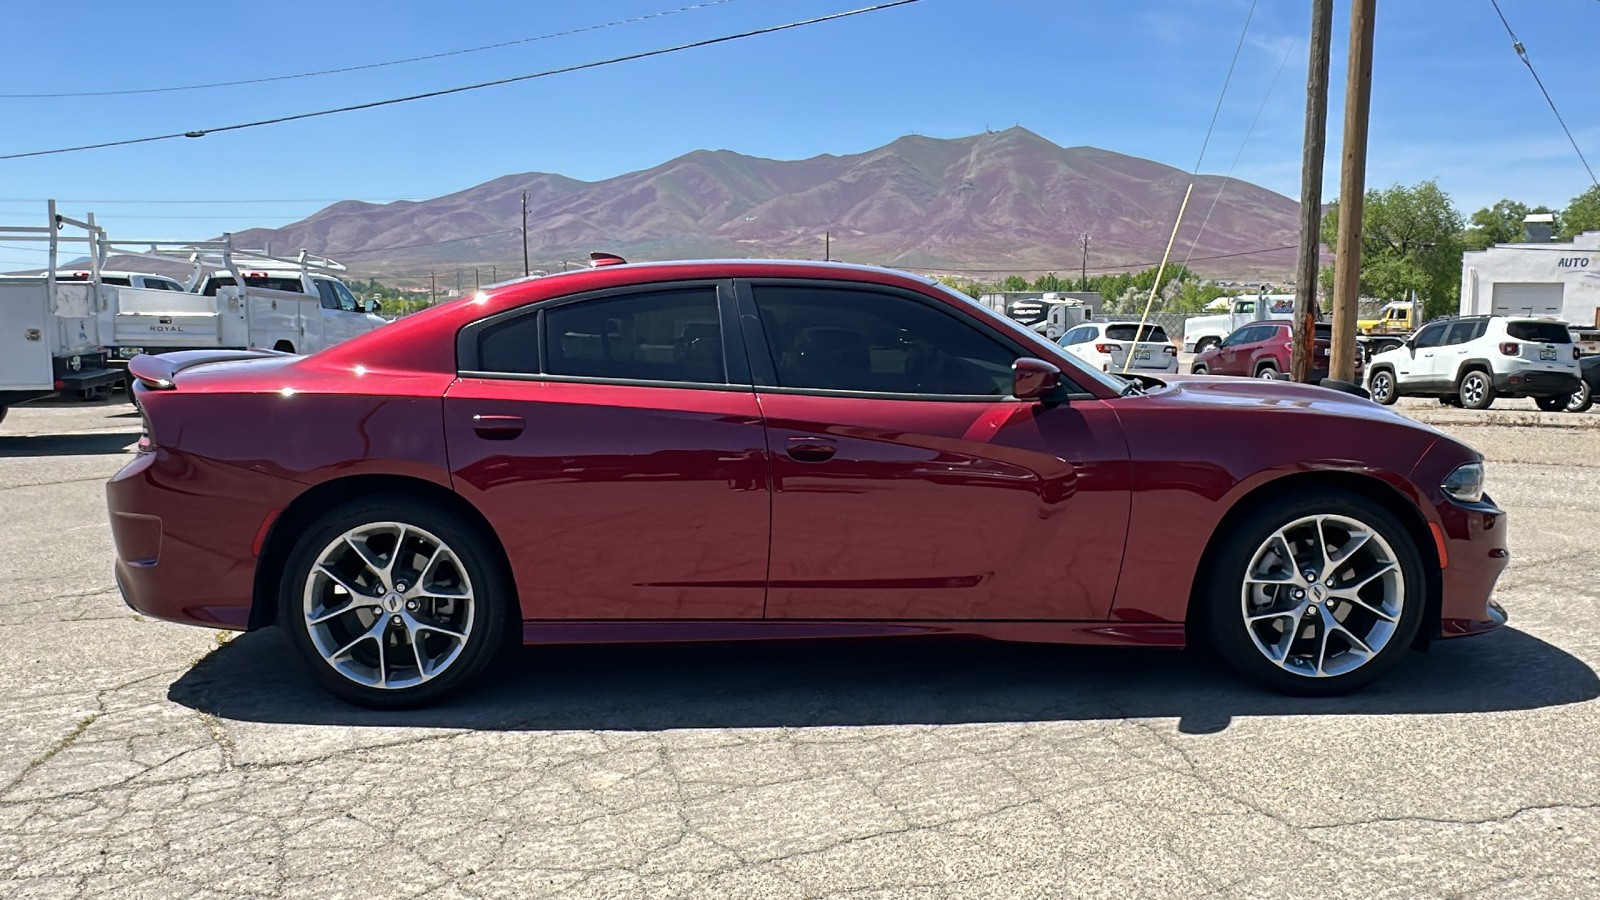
[2,395,1598,898]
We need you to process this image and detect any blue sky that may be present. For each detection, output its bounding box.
[2,0,1596,274]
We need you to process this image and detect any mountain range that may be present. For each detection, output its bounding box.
[230,127,1302,282]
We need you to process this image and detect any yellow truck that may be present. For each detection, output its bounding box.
[1358,301,1414,335]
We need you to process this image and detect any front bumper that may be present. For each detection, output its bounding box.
[1434,494,1511,640]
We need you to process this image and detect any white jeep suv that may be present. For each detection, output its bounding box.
[1366,316,1580,410]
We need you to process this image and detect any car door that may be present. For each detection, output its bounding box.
[1402,322,1449,386]
[311,279,346,348]
[331,281,368,343]
[443,281,771,620]
[1438,320,1482,386]
[740,279,1131,622]
[1214,326,1254,375]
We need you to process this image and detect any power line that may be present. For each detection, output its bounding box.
[1488,0,1598,186]
[1191,0,1260,174]
[0,0,742,99]
[0,1,923,162]
[338,230,518,257]
[892,244,1301,275]
[0,197,421,205]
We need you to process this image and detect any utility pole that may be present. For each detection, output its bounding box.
[1330,0,1377,384]
[521,191,530,277]
[1080,234,1089,291]
[474,267,480,291]
[455,268,461,296]
[1291,0,1333,384]
[491,265,497,284]
[824,230,831,262]
[429,271,436,304]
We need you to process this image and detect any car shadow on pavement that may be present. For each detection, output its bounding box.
[168,625,1598,735]
[0,431,139,457]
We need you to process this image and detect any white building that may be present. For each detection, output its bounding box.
[1460,216,1600,327]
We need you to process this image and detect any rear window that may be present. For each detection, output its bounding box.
[201,275,307,295]
[1105,324,1169,342]
[1313,324,1332,339]
[1507,321,1571,343]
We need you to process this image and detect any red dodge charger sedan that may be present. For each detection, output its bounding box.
[107,259,1508,707]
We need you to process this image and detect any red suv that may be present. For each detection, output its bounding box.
[1192,321,1361,381]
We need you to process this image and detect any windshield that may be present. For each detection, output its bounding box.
[929,281,1128,394]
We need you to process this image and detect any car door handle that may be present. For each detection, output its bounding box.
[785,437,836,462]
[471,414,525,440]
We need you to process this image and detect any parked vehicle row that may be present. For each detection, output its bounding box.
[1,202,386,424]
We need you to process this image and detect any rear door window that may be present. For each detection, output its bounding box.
[544,288,727,384]
[1412,322,1448,349]
[1507,321,1571,343]
[1444,321,1479,345]
[1105,323,1169,342]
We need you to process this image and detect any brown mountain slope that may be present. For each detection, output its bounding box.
[231,127,1300,279]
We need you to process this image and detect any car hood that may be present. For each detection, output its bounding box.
[1136,373,1442,431]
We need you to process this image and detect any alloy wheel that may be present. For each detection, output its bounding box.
[1239,514,1404,678]
[1258,367,1279,380]
[1370,372,1393,403]
[1568,381,1592,413]
[1460,372,1490,408]
[302,522,476,690]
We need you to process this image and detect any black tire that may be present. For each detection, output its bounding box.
[278,497,513,709]
[1534,394,1567,412]
[1369,369,1398,405]
[1256,363,1280,380]
[273,340,296,354]
[1439,395,1462,407]
[1568,380,1594,414]
[1192,363,1209,375]
[0,405,7,425]
[1458,369,1495,410]
[1195,338,1220,354]
[1202,490,1426,696]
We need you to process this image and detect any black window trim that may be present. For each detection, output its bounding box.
[455,278,753,391]
[732,277,1095,403]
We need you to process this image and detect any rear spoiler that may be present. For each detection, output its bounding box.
[128,348,290,390]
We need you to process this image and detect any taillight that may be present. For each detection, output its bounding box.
[1164,346,1176,356]
[1575,347,1582,360]
[1095,343,1122,354]
[1498,342,1519,356]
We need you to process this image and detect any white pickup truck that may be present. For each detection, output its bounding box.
[0,206,125,423]
[103,249,386,359]
[1182,294,1297,353]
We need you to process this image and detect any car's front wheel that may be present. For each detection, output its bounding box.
[1369,369,1398,405]
[280,498,512,708]
[1535,394,1567,412]
[1202,491,1424,696]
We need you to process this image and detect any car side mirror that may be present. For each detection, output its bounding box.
[1012,357,1062,401]
[364,299,381,313]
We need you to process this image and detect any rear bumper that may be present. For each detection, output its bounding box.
[1493,370,1579,397]
[59,367,124,392]
[106,449,272,631]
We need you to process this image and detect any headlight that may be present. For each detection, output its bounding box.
[1442,462,1485,504]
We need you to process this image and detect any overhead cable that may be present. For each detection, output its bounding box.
[0,1,923,162]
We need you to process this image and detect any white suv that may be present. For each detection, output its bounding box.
[1058,322,1179,374]
[1366,316,1580,410]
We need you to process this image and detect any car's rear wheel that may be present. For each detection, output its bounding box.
[1459,370,1495,410]
[1568,380,1594,414]
[1369,369,1398,405]
[1257,364,1279,380]
[1439,395,1462,407]
[1534,394,1566,412]
[1202,491,1424,696]
[1195,338,1219,354]
[1192,363,1209,374]
[279,498,512,708]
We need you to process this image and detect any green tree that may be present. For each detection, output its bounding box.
[1322,180,1465,320]
[934,275,986,299]
[1462,199,1558,251]
[999,275,1030,292]
[1032,272,1065,292]
[1562,185,1600,239]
